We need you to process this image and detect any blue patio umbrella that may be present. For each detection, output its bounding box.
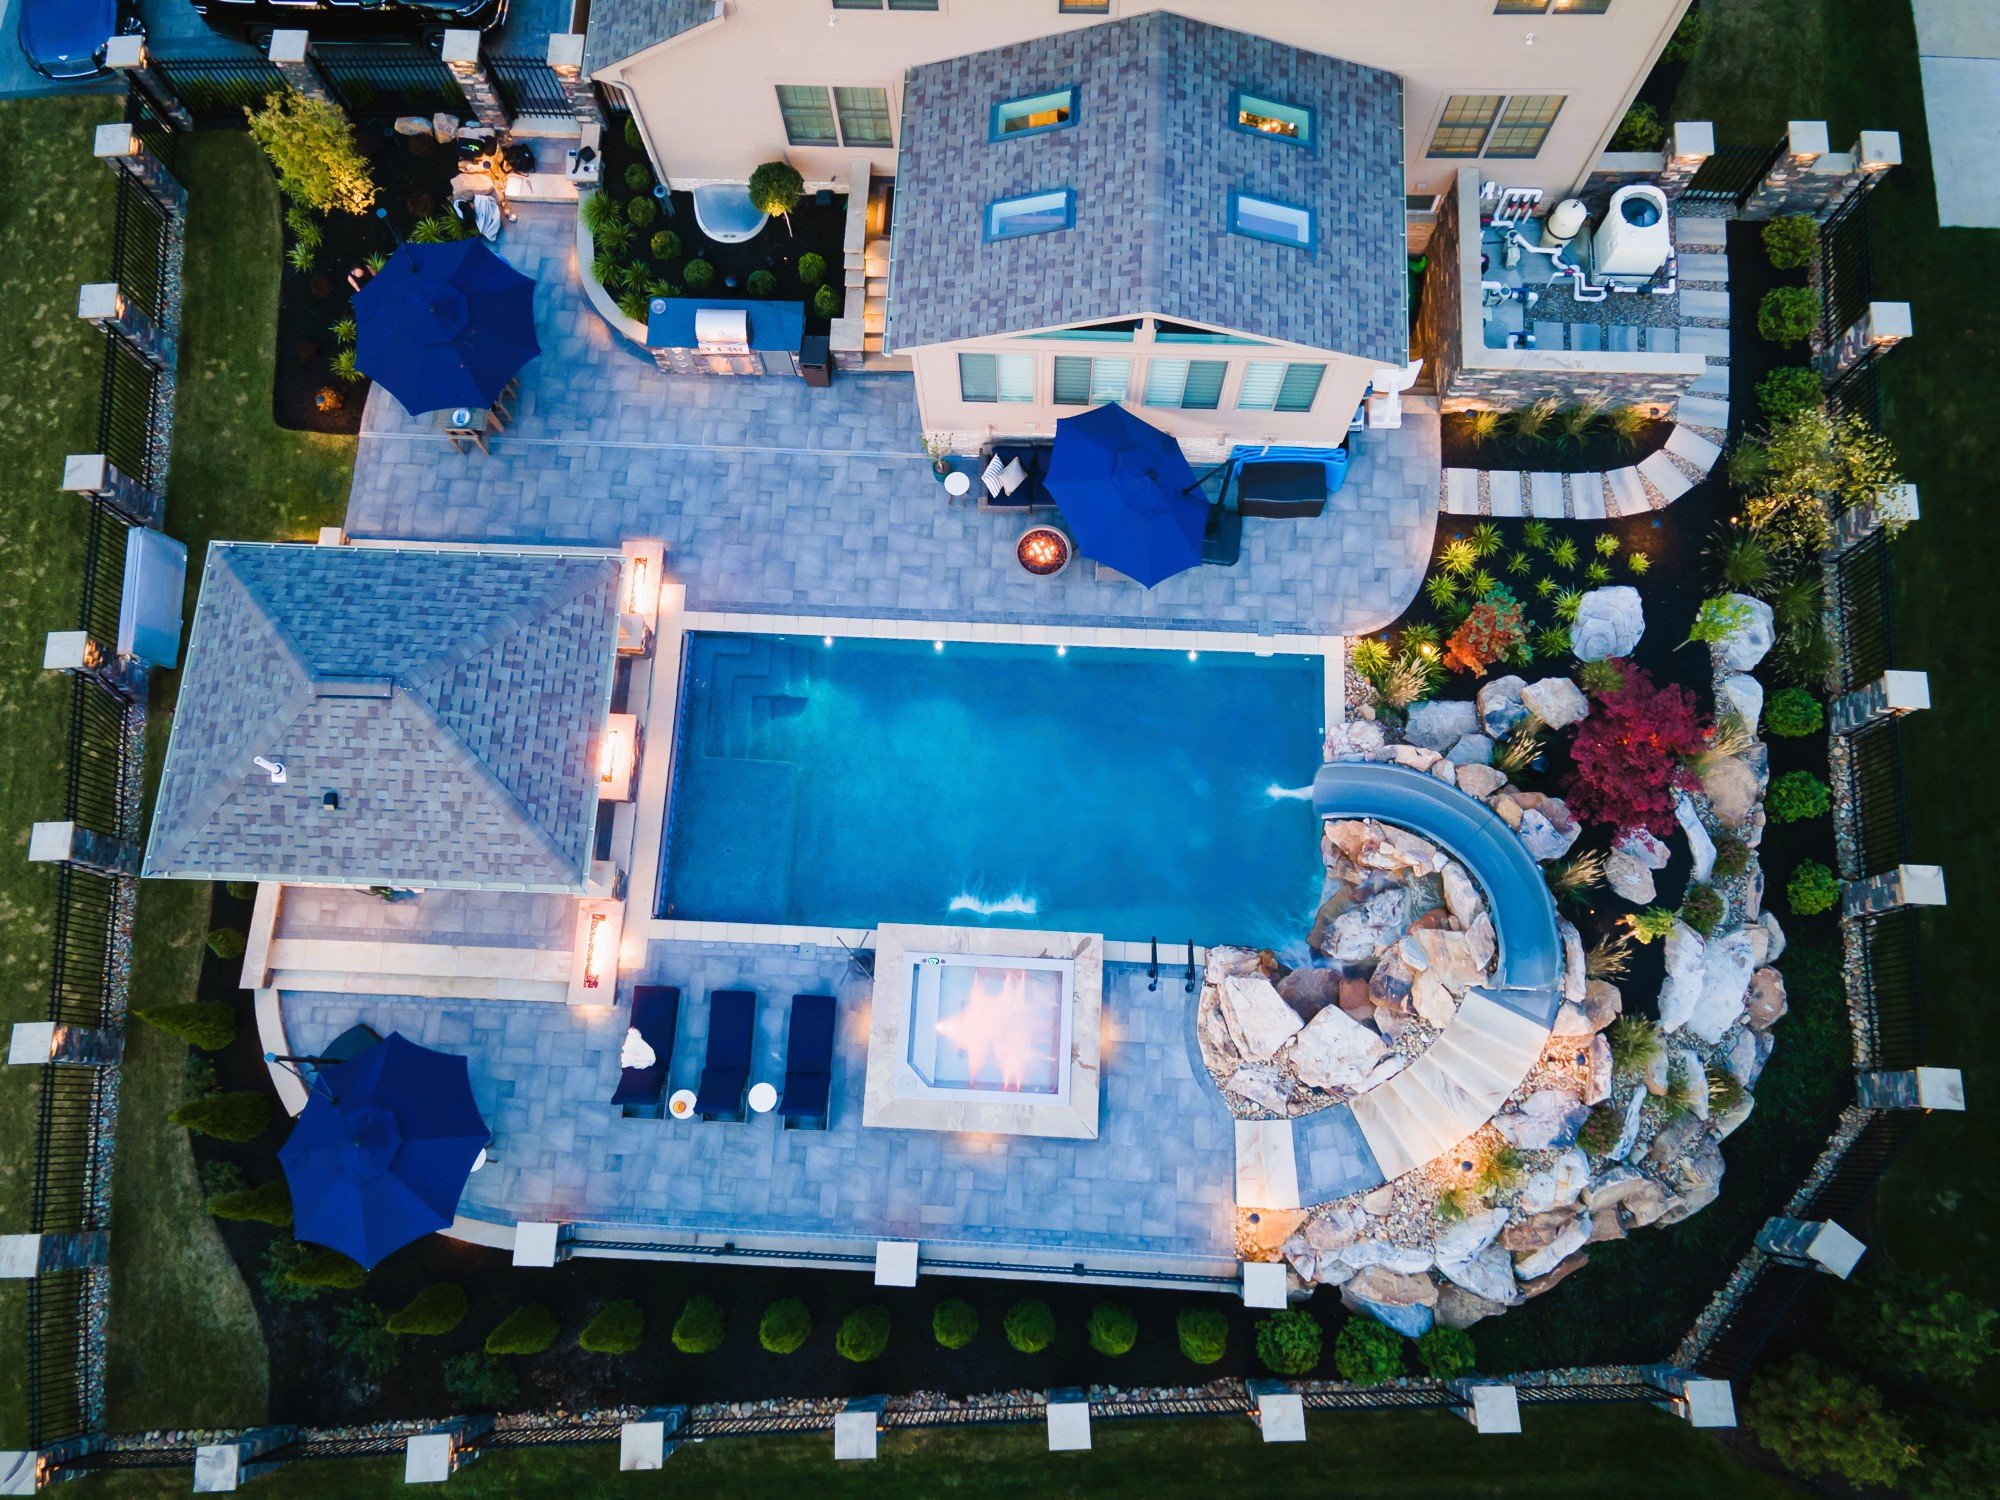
[278,1032,490,1270]
[351,239,539,415]
[1043,403,1207,587]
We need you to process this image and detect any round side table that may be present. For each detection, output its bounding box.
[943,470,972,500]
[747,1081,779,1115]
[668,1088,698,1120]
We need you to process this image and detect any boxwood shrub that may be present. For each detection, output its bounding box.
[673,1294,724,1354]
[1757,287,1820,346]
[1416,1326,1476,1379]
[1763,214,1817,270]
[579,1299,644,1355]
[1332,1317,1404,1384]
[387,1283,468,1337]
[760,1298,811,1355]
[1766,687,1824,737]
[1757,366,1823,421]
[1177,1305,1228,1364]
[1087,1301,1138,1357]
[1769,770,1831,822]
[485,1303,560,1356]
[1788,860,1842,915]
[933,1297,978,1350]
[835,1305,891,1363]
[1004,1297,1055,1354]
[1255,1308,1322,1376]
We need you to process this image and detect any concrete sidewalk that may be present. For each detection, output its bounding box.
[1913,0,2000,228]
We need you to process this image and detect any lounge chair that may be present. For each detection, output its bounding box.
[984,442,1054,509]
[610,984,680,1119]
[778,993,836,1130]
[694,989,756,1121]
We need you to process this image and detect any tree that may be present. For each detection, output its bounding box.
[207,1177,293,1227]
[579,1299,645,1355]
[170,1091,272,1142]
[1744,1355,1921,1488]
[1177,1306,1228,1364]
[1333,1318,1405,1384]
[933,1298,978,1350]
[1004,1297,1055,1354]
[748,160,804,235]
[835,1305,891,1363]
[386,1283,468,1337]
[1416,1326,1476,1379]
[244,90,378,216]
[1562,666,1707,835]
[486,1303,560,1356]
[673,1295,724,1353]
[1086,1302,1138,1357]
[1836,1270,1998,1389]
[759,1298,811,1354]
[135,1002,236,1051]
[1255,1309,1322,1376]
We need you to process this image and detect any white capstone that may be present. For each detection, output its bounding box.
[1257,1391,1308,1443]
[833,1408,879,1461]
[511,1221,560,1267]
[1242,1260,1290,1308]
[1465,1384,1522,1434]
[873,1240,918,1287]
[1046,1399,1092,1452]
[619,1421,667,1471]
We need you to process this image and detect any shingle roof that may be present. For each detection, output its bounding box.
[888,12,1407,362]
[584,0,717,75]
[143,544,623,892]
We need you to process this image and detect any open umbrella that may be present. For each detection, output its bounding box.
[278,1032,490,1270]
[1043,403,1207,587]
[352,239,539,415]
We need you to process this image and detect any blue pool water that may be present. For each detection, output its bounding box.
[659,633,1327,945]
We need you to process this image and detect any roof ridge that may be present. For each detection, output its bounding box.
[400,556,617,691]
[214,545,318,685]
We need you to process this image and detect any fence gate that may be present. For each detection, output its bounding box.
[315,44,467,118]
[149,50,288,125]
[491,57,570,118]
[1679,139,1785,208]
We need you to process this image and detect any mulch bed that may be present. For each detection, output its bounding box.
[1440,415,1676,474]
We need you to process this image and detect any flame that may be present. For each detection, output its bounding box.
[933,967,1055,1092]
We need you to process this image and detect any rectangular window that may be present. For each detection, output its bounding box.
[992,87,1076,140]
[1427,94,1503,157]
[776,84,838,146]
[1405,192,1442,213]
[1143,359,1226,411]
[1237,361,1325,413]
[1155,321,1270,346]
[1020,319,1140,341]
[1494,1,1611,10]
[834,86,893,147]
[1552,0,1611,11]
[1231,90,1313,147]
[1059,0,1110,11]
[959,352,1035,403]
[986,188,1075,241]
[1492,0,1549,11]
[1427,93,1566,158]
[1228,191,1314,249]
[833,0,940,8]
[1485,94,1565,157]
[1053,356,1131,406]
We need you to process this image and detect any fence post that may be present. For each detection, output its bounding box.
[8,1021,122,1068]
[27,822,139,878]
[1830,669,1929,735]
[45,631,149,706]
[1757,1217,1868,1277]
[547,34,604,128]
[403,1416,492,1484]
[268,31,336,109]
[1445,1378,1521,1434]
[1657,121,1713,203]
[92,118,186,217]
[60,453,165,531]
[0,1233,111,1279]
[1247,1381,1308,1442]
[1821,130,1902,220]
[1842,862,1946,920]
[77,283,173,373]
[1816,300,1912,384]
[103,33,194,133]
[1742,120,1830,218]
[1,1440,105,1494]
[832,1397,885,1461]
[193,1427,296,1493]
[1045,1389,1091,1452]
[1641,1366,1736,1426]
[1857,1067,1965,1111]
[1831,482,1919,556]
[441,31,510,132]
[617,1407,685,1471]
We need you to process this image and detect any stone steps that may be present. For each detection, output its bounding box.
[1666,423,1723,475]
[1527,471,1567,519]
[1606,465,1651,516]
[1678,326,1730,359]
[1570,473,1607,520]
[1676,393,1731,431]
[1444,467,1479,515]
[1677,251,1729,284]
[1679,287,1730,321]
[1488,470,1524,517]
[1638,449,1695,503]
[1690,367,1730,397]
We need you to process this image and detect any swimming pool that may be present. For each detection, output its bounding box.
[659,632,1326,944]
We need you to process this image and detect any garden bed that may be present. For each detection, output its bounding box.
[1439,414,1676,476]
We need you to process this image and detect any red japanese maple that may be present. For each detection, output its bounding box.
[1562,663,1708,835]
[1443,589,1528,675]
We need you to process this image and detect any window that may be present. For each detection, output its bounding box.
[1059,0,1110,12]
[1053,356,1131,405]
[992,87,1076,140]
[1495,0,1610,12]
[834,86,893,147]
[985,188,1075,240]
[1484,94,1565,157]
[833,0,940,9]
[1227,191,1314,249]
[1405,192,1441,213]
[1154,321,1270,346]
[776,84,838,146]
[1427,94,1502,157]
[1426,93,1565,158]
[1231,90,1313,147]
[1143,359,1226,410]
[1237,361,1325,413]
[777,84,892,147]
[1020,319,1140,341]
[959,352,1036,403]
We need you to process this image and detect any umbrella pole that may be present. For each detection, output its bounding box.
[264,1051,339,1102]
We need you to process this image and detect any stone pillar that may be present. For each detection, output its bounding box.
[1831,482,1919,555]
[1247,1381,1308,1442]
[1831,670,1930,735]
[1,1440,103,1494]
[1743,120,1830,218]
[1816,300,1912,383]
[104,32,194,132]
[1857,1067,1966,1111]
[1757,1217,1868,1277]
[511,1221,562,1266]
[1044,1389,1092,1453]
[193,1428,295,1493]
[1842,862,1946,920]
[1447,1380,1522,1434]
[403,1417,491,1485]
[268,31,334,107]
[8,1021,122,1068]
[92,118,187,216]
[28,822,138,878]
[832,1397,884,1462]
[61,453,165,530]
[547,34,603,127]
[1657,121,1713,202]
[441,31,509,132]
[0,1232,110,1278]
[45,631,150,705]
[77,283,173,372]
[1642,1366,1736,1427]
[617,1408,684,1471]
[1822,130,1902,219]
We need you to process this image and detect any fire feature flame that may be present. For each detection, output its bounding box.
[933,967,1056,1092]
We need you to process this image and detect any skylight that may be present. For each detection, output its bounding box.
[986,189,1076,241]
[992,87,1077,140]
[1228,191,1314,249]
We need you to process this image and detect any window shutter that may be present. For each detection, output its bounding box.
[1053,356,1091,405]
[1089,358,1131,404]
[1182,360,1226,410]
[1237,360,1283,410]
[1143,359,1190,408]
[958,353,998,402]
[1276,364,1326,413]
[994,354,1035,402]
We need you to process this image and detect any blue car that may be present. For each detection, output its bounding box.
[18,0,136,81]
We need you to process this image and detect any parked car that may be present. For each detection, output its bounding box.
[189,0,510,50]
[18,0,139,82]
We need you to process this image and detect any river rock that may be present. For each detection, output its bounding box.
[1406,699,1480,752]
[1447,732,1495,766]
[1522,675,1590,729]
[1516,1249,1591,1300]
[1519,1150,1591,1213]
[1514,1214,1593,1279]
[1476,675,1529,738]
[1715,593,1776,671]
[1454,762,1507,799]
[1657,920,1707,1032]
[1493,1090,1589,1150]
[1746,966,1788,1030]
[1436,1281,1513,1329]
[1360,1184,1396,1216]
[1286,1004,1391,1092]
[1220,974,1306,1062]
[1715,673,1765,735]
[1675,790,1718,881]
[1572,586,1645,661]
[1687,927,1760,1043]
[1224,1064,1292,1114]
[1703,755,1762,829]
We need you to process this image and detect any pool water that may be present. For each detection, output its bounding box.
[659,633,1326,944]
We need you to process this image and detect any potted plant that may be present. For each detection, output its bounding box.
[921,432,953,480]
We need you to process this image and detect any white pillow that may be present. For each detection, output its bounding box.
[981,455,1006,497]
[999,457,1027,495]
[619,1026,657,1071]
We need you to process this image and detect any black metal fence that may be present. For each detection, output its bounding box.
[1832,531,1894,692]
[1681,140,1785,208]
[1852,910,1927,1071]
[315,45,467,118]
[26,1272,93,1450]
[149,51,287,126]
[491,57,570,118]
[1818,189,1874,349]
[1845,722,1910,878]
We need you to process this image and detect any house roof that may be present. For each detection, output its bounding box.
[887,11,1407,361]
[143,544,623,892]
[584,0,717,75]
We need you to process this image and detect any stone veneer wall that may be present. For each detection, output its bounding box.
[1413,181,1465,401]
[1440,363,1701,416]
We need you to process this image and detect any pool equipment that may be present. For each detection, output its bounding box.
[1592,185,1673,286]
[1540,197,1588,254]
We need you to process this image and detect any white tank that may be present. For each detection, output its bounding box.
[1541,198,1588,251]
[1592,185,1672,281]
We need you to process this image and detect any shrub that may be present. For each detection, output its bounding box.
[1663,5,1707,61]
[623,114,643,150]
[1687,594,1754,646]
[683,258,715,292]
[386,1283,468,1337]
[331,1303,401,1381]
[835,1305,891,1363]
[486,1303,560,1356]
[288,1247,366,1289]
[1758,287,1820,345]
[1577,658,1627,697]
[1087,1302,1138,1357]
[442,1351,517,1408]
[1680,882,1726,935]
[135,1001,237,1051]
[1332,1317,1403,1384]
[813,283,842,319]
[206,928,248,960]
[1577,1103,1622,1154]
[673,1295,724,1354]
[797,251,827,286]
[1758,366,1823,421]
[580,1299,645,1355]
[582,189,622,234]
[624,161,653,194]
[1765,687,1824,737]
[759,1298,811,1355]
[748,160,804,229]
[208,1177,293,1227]
[649,228,681,261]
[225,880,257,899]
[1745,1355,1920,1488]
[259,1237,326,1305]
[1177,1306,1228,1364]
[1712,837,1752,880]
[626,194,656,228]
[1255,1309,1322,1376]
[1416,1326,1476,1379]
[170,1091,271,1142]
[1609,100,1665,152]
[933,1297,978,1350]
[245,89,377,215]
[1443,584,1528,675]
[1004,1297,1056,1354]
[1763,214,1818,271]
[1835,1270,1999,1389]
[745,268,777,298]
[1563,666,1707,835]
[409,214,469,244]
[1789,860,1842,915]
[1783,943,1843,1005]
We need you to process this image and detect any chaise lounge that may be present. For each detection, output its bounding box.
[694,988,757,1121]
[610,984,680,1119]
[778,993,836,1130]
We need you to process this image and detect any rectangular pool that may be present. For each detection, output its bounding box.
[659,632,1326,944]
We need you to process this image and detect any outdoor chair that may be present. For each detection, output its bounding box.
[694,989,757,1121]
[1237,461,1329,519]
[984,443,1055,509]
[778,993,837,1130]
[610,984,680,1119]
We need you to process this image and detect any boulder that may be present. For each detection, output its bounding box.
[1465,913,1498,974]
[1715,673,1766,735]
[1432,756,1460,785]
[1516,1250,1591,1300]
[1724,1027,1765,1087]
[1433,1206,1510,1264]
[1447,732,1495,766]
[1436,1243,1520,1308]
[1345,1264,1439,1307]
[1360,1184,1396,1216]
[1435,1281,1513,1329]
[1686,928,1760,1043]
[1412,928,1488,992]
[1406,699,1480,752]
[393,115,434,136]
[1343,1290,1434,1338]
[1615,827,1672,871]
[1583,1166,1645,1210]
[1390,742,1444,772]
[1326,719,1388,761]
[1299,1202,1370,1256]
[1612,1088,1646,1160]
[1702,755,1762,829]
[1368,950,1416,1011]
[1588,1208,1628,1243]
[1500,1206,1587,1253]
[1224,1064,1293,1114]
[1745,966,1789,1031]
[1337,976,1377,1025]
[1476,675,1529,739]
[1586,1034,1614,1105]
[1286,1002,1392,1093]
[1759,911,1788,965]
[1582,980,1623,1031]
[1518,1150,1591,1213]
[1553,1002,1595,1037]
[1673,1047,1710,1120]
[1657,1137,1726,1224]
[1441,863,1486,927]
[1675,791,1718,882]
[1605,848,1658,905]
[1644,1048,1672,1096]
[1411,972,1461,1029]
[1514,1214,1593,1279]
[1518,809,1572,862]
[1220,974,1306,1062]
[1714,1094,1756,1140]
[1522,675,1590,729]
[1493,1090,1590,1151]
[1656,921,1707,1033]
[1454,763,1508,799]
[1489,793,1525,830]
[1275,966,1344,1021]
[1571,586,1645,661]
[1715,593,1776,672]
[1327,1238,1435,1277]
[1324,887,1413,963]
[1559,919,1588,1003]
[1646,1115,1704,1170]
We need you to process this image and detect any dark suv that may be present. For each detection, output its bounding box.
[190,0,511,49]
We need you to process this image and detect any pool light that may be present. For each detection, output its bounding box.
[1056,644,1067,657]
[823,635,834,646]
[1187,650,1199,662]
[933,639,945,652]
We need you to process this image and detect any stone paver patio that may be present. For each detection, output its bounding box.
[344,207,1439,637]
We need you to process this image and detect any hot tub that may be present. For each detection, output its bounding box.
[692,184,769,244]
[906,952,1071,1098]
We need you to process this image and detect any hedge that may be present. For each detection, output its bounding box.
[387,1284,468,1337]
[169,1091,271,1142]
[135,1001,237,1051]
[933,1297,978,1350]
[1004,1298,1055,1354]
[580,1299,645,1355]
[1177,1306,1228,1364]
[673,1295,724,1354]
[1087,1301,1138,1357]
[486,1303,560,1356]
[835,1305,891,1364]
[760,1299,811,1355]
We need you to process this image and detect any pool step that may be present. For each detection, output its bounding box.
[702,638,817,758]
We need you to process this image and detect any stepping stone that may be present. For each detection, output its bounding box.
[1444,468,1479,515]
[1644,326,1680,353]
[1488,470,1525,517]
[1639,450,1694,503]
[1570,473,1608,520]
[1570,322,1603,352]
[1691,367,1730,396]
[1678,326,1729,358]
[1677,393,1731,430]
[1606,324,1640,352]
[1679,288,1730,321]
[1665,424,1723,474]
[1528,471,1567,519]
[1533,319,1564,350]
[1606,466,1649,517]
[1674,215,1728,250]
[1677,252,1730,283]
